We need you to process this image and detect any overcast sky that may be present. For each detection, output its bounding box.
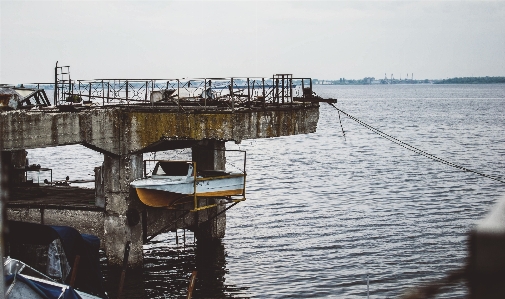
[1,1,504,83]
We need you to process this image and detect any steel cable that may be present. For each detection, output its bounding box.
[328,103,505,184]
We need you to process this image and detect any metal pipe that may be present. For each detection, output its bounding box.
[193,162,197,211]
[281,75,285,104]
[126,80,129,105]
[247,78,250,102]
[69,69,72,97]
[290,77,293,103]
[145,81,148,102]
[262,78,265,108]
[102,80,105,106]
[230,78,234,111]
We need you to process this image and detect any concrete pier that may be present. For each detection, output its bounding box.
[1,104,319,267]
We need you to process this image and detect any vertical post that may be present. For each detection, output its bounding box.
[367,274,369,299]
[69,68,72,97]
[126,80,129,104]
[230,78,234,111]
[275,77,279,104]
[289,77,293,103]
[107,81,110,104]
[54,62,58,106]
[204,79,207,109]
[102,80,105,106]
[142,209,147,244]
[262,78,265,108]
[193,162,197,211]
[89,82,92,102]
[247,78,250,103]
[281,75,285,104]
[242,151,247,197]
[144,81,148,102]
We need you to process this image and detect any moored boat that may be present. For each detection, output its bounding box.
[131,160,246,209]
[4,221,107,299]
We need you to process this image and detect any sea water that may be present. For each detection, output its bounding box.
[27,84,505,298]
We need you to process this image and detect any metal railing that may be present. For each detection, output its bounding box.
[24,78,316,110]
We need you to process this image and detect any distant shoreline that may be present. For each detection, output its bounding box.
[313,76,505,85]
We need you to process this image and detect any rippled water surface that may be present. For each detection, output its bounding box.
[28,84,505,298]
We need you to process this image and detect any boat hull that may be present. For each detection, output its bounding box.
[133,174,245,208]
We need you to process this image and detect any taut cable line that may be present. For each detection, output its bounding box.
[328,103,505,185]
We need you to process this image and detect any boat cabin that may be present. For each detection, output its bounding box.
[152,161,194,179]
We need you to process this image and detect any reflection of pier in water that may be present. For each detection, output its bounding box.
[103,231,249,298]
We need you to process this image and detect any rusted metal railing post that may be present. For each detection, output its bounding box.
[126,80,129,105]
[230,77,234,112]
[145,81,148,103]
[247,78,250,103]
[262,78,265,108]
[54,62,58,106]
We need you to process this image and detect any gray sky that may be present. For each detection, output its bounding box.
[1,1,504,83]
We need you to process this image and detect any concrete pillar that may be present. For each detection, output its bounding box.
[192,140,227,241]
[192,139,226,172]
[1,150,27,185]
[94,165,105,208]
[194,239,226,295]
[102,153,144,268]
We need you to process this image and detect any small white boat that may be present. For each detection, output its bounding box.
[131,161,246,209]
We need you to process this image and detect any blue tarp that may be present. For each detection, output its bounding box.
[6,221,107,298]
[5,274,82,299]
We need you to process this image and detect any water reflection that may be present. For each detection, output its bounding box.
[141,231,249,298]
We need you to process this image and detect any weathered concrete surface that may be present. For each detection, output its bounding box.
[102,153,144,267]
[0,105,319,154]
[192,141,227,239]
[1,104,319,268]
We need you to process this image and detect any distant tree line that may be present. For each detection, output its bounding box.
[435,76,505,84]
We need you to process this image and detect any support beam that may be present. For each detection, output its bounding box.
[102,153,144,267]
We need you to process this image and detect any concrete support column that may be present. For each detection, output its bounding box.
[1,150,27,185]
[192,140,227,241]
[102,153,144,267]
[192,139,226,172]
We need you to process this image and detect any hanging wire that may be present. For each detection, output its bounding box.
[336,99,346,141]
[328,103,505,185]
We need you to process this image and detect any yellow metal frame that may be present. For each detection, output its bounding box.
[189,161,247,212]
